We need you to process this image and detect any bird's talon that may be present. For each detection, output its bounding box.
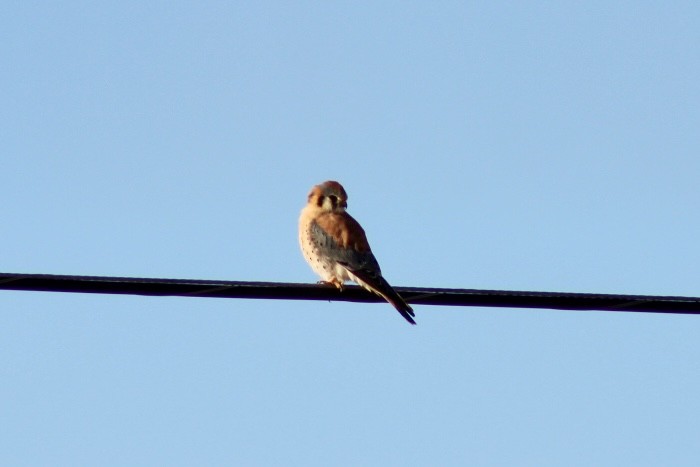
[317,280,344,291]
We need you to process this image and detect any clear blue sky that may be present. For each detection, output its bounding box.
[2,2,700,466]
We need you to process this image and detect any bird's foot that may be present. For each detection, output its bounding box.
[318,279,344,291]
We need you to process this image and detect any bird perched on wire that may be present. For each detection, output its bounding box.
[299,180,416,325]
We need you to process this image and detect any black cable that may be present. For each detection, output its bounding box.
[1,272,699,314]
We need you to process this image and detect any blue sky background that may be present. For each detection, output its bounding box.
[2,2,700,465]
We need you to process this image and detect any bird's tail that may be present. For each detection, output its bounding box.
[368,277,417,325]
[341,266,417,325]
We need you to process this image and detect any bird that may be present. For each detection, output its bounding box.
[299,180,416,325]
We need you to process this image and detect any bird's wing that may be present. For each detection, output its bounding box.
[309,212,381,274]
[310,214,416,325]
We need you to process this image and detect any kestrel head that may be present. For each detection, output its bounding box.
[307,180,348,213]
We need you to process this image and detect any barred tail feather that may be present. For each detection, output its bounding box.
[383,293,416,325]
[345,268,416,325]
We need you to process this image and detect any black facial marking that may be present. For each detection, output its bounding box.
[316,195,324,207]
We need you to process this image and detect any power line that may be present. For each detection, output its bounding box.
[1,272,699,315]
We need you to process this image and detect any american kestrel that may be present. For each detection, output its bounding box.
[299,180,416,325]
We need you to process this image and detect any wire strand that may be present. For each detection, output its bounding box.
[1,272,699,314]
